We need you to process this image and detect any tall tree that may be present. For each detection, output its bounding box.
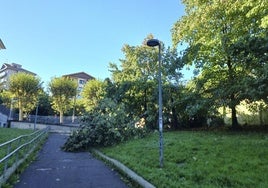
[34,91,54,116]
[172,0,268,128]
[109,35,183,129]
[48,77,77,124]
[109,35,159,127]
[82,79,107,111]
[8,72,41,121]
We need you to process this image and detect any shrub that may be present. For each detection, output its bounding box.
[209,116,225,127]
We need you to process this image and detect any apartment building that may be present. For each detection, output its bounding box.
[0,63,36,89]
[63,72,95,97]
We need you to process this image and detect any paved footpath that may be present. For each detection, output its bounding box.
[14,133,128,188]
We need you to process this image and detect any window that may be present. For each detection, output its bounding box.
[79,79,85,85]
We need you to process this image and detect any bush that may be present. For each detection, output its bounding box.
[62,98,148,151]
[209,116,225,127]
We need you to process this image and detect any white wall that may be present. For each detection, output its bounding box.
[0,113,8,127]
[10,121,79,134]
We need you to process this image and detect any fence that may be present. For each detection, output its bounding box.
[0,127,49,186]
[11,114,80,125]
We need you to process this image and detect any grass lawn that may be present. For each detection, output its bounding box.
[0,128,35,175]
[0,128,34,144]
[99,131,268,188]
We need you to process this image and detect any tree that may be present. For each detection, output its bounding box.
[109,35,184,129]
[109,35,159,128]
[32,91,54,116]
[62,97,148,151]
[82,79,107,111]
[8,72,41,121]
[48,77,77,124]
[172,0,268,128]
[232,35,268,104]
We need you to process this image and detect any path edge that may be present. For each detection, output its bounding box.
[92,149,155,188]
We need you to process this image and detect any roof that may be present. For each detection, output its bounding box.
[63,72,95,80]
[0,39,6,50]
[0,63,36,75]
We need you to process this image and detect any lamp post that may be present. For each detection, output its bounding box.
[8,98,14,121]
[147,39,163,168]
[34,82,43,130]
[34,99,39,130]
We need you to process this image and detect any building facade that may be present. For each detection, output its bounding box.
[63,72,95,97]
[0,63,36,89]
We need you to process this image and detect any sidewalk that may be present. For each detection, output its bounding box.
[14,133,128,188]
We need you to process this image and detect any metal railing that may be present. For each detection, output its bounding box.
[0,127,49,186]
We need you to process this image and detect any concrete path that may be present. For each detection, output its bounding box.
[14,133,128,188]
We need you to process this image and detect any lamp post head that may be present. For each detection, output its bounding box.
[147,39,160,47]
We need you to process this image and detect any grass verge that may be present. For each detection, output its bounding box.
[92,150,143,188]
[2,134,48,188]
[0,128,35,172]
[98,131,268,188]
[0,128,34,143]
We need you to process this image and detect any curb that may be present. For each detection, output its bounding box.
[92,149,155,188]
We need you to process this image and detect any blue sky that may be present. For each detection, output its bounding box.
[0,0,187,86]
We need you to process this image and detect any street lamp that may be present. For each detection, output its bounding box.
[146,39,164,168]
[34,82,44,130]
[8,98,15,121]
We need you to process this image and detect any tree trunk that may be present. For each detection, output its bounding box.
[170,96,179,129]
[19,108,23,121]
[230,94,238,129]
[72,97,76,123]
[226,56,239,128]
[259,103,263,126]
[222,105,227,124]
[60,111,64,124]
[230,93,239,128]
[231,105,238,128]
[144,88,147,114]
[19,100,23,121]
[171,106,179,129]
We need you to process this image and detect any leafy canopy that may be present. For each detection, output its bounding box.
[48,77,77,123]
[8,72,41,120]
[172,0,268,127]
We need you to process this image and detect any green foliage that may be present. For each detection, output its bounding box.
[36,91,54,115]
[99,131,268,187]
[81,79,107,111]
[172,0,268,127]
[7,73,41,121]
[28,91,54,116]
[65,98,86,116]
[236,36,268,103]
[161,78,224,129]
[108,35,159,127]
[108,35,184,130]
[0,90,12,106]
[62,98,148,151]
